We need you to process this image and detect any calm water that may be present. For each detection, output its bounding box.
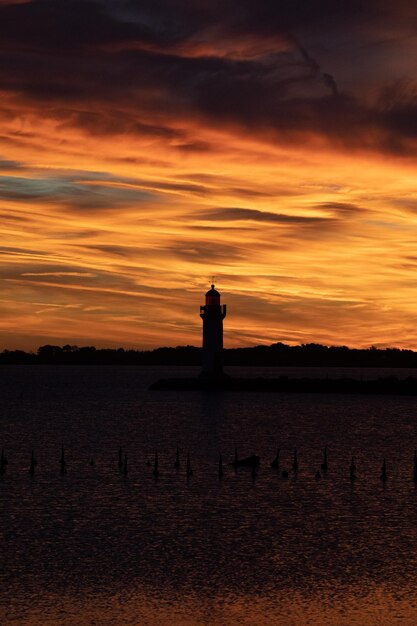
[2,366,417,625]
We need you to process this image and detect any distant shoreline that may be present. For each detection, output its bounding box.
[3,342,417,368]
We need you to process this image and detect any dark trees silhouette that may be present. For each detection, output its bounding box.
[1,342,417,367]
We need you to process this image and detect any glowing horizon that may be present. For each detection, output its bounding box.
[1,1,417,351]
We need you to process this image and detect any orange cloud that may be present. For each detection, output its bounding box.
[1,0,417,350]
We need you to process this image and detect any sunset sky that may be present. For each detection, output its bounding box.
[1,0,417,350]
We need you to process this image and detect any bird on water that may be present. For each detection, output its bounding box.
[380,458,387,482]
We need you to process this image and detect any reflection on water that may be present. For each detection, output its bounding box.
[1,366,417,625]
[6,585,417,626]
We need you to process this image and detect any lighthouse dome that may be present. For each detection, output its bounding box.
[206,284,220,297]
[205,284,221,305]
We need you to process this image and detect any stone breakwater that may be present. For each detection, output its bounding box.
[150,375,417,394]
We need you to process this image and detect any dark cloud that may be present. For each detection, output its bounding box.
[0,174,156,209]
[0,0,414,155]
[127,177,209,195]
[384,103,417,138]
[83,244,138,257]
[394,201,417,214]
[198,207,327,224]
[0,245,51,256]
[86,171,211,195]
[0,212,30,222]
[187,225,254,232]
[52,229,104,239]
[0,158,23,169]
[2,257,158,294]
[175,140,213,152]
[183,176,306,198]
[0,1,162,51]
[316,202,365,215]
[226,188,277,198]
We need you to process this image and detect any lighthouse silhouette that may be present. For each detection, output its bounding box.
[200,283,227,379]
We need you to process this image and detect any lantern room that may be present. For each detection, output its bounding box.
[205,284,221,306]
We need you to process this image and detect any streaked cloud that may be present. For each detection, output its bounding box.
[198,207,328,224]
[0,0,416,350]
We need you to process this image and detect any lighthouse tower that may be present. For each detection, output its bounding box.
[200,284,226,379]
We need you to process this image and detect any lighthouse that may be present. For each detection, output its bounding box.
[200,284,226,379]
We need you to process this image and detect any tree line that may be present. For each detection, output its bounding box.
[1,342,417,367]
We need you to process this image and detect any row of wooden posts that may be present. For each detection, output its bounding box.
[1,447,417,483]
